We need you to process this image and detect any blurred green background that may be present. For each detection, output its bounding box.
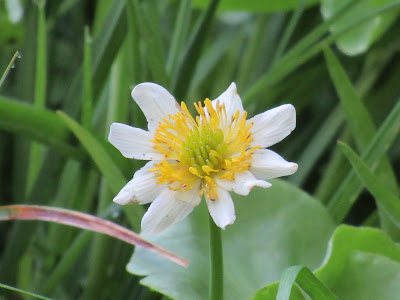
[0,0,400,299]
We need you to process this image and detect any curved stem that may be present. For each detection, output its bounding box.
[209,214,224,300]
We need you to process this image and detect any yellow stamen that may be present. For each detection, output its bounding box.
[150,98,257,199]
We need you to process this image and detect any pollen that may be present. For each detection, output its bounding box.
[151,98,260,199]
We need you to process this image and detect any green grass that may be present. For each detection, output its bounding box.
[0,0,399,299]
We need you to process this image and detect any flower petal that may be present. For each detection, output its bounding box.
[206,188,236,229]
[212,82,244,118]
[249,104,296,148]
[113,161,166,205]
[140,186,201,235]
[131,83,181,132]
[108,123,164,160]
[216,170,271,196]
[250,149,298,180]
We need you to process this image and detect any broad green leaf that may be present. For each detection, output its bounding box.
[253,225,400,299]
[192,0,318,12]
[321,0,400,55]
[316,225,400,284]
[0,6,23,45]
[331,252,400,300]
[127,180,336,300]
[339,142,400,228]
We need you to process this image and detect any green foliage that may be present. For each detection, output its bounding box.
[127,180,335,299]
[192,0,319,12]
[253,225,400,299]
[321,0,400,55]
[0,0,399,299]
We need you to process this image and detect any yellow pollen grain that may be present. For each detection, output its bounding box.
[150,97,258,200]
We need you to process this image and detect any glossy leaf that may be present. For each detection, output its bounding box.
[321,0,400,55]
[127,180,335,300]
[253,225,400,299]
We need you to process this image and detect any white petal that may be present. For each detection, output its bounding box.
[131,83,181,132]
[250,149,298,180]
[216,171,271,196]
[113,161,166,205]
[249,104,296,148]
[206,188,236,229]
[212,82,244,118]
[141,186,201,235]
[108,123,164,160]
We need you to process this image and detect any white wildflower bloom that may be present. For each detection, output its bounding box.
[109,82,298,234]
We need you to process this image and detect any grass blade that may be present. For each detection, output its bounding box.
[0,97,83,160]
[324,47,399,224]
[0,51,21,88]
[63,0,127,116]
[339,142,400,228]
[290,106,344,186]
[131,0,168,86]
[244,0,400,104]
[56,111,126,195]
[82,26,93,129]
[27,0,47,193]
[0,205,188,267]
[276,266,339,300]
[171,0,221,99]
[0,282,53,300]
[271,0,305,65]
[166,0,192,77]
[327,100,400,222]
[56,111,145,229]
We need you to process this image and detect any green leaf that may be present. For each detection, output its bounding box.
[253,225,400,299]
[0,96,83,160]
[0,282,53,300]
[131,0,168,86]
[171,0,221,100]
[338,142,400,228]
[192,0,318,12]
[27,0,47,194]
[324,48,399,225]
[57,111,145,230]
[329,252,400,299]
[56,111,125,196]
[63,0,127,116]
[275,266,339,300]
[321,0,400,55]
[0,6,23,45]
[243,0,400,104]
[127,180,335,300]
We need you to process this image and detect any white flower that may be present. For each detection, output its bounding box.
[108,82,298,235]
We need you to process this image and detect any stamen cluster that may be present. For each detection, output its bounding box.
[151,98,259,199]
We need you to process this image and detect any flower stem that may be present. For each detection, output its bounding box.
[209,214,224,300]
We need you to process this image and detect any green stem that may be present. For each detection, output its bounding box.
[209,214,224,300]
